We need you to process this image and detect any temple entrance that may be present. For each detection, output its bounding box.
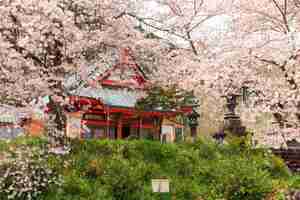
[122,126,130,138]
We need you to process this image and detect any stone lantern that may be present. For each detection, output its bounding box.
[222,93,246,136]
[188,109,200,141]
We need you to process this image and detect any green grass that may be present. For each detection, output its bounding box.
[1,137,300,200]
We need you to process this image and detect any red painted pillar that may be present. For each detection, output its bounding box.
[106,107,109,139]
[117,114,123,139]
[138,117,142,138]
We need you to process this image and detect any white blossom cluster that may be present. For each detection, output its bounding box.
[0,146,62,200]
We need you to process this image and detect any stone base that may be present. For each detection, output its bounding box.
[224,114,246,136]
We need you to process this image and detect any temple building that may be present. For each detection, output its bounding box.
[63,48,198,142]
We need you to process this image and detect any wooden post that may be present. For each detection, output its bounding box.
[190,126,197,141]
[117,114,123,139]
[106,109,109,139]
[154,117,162,140]
[138,117,142,138]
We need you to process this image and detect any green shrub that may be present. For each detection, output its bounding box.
[171,178,205,200]
[43,175,112,200]
[268,155,291,178]
[100,158,150,200]
[63,171,92,196]
[220,159,273,200]
[174,150,198,177]
[287,174,300,189]
[0,140,10,152]
[3,137,297,200]
[85,158,104,178]
[192,138,221,160]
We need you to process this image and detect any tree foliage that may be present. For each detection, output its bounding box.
[1,0,300,145]
[36,139,299,199]
[135,84,198,111]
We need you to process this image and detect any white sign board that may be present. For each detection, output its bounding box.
[162,125,173,135]
[151,179,170,193]
[161,125,174,143]
[66,115,81,138]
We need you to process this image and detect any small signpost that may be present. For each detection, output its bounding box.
[152,179,171,200]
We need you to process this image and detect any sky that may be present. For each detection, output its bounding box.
[137,0,232,47]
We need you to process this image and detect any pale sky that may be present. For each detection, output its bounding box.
[137,0,231,47]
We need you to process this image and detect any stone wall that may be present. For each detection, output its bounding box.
[272,148,300,172]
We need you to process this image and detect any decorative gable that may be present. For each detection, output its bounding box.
[99,48,147,89]
[64,47,148,95]
[105,67,138,82]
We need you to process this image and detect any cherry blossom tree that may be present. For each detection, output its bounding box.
[0,0,148,105]
[0,0,230,107]
[132,0,300,146]
[220,0,300,146]
[1,0,300,147]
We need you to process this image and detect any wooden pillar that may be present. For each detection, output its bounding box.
[190,126,197,141]
[138,117,142,138]
[117,114,123,139]
[154,117,162,140]
[106,107,110,139]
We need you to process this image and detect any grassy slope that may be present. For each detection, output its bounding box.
[1,137,300,200]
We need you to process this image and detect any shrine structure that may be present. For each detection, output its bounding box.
[63,48,198,142]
